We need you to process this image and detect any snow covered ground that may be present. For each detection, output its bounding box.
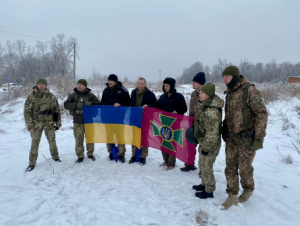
[0,86,299,226]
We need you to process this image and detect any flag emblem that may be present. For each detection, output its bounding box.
[150,114,183,152]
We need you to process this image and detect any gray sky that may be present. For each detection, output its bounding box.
[0,0,299,82]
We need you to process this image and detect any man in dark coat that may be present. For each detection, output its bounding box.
[100,74,131,163]
[129,77,157,165]
[157,77,187,170]
[64,79,100,163]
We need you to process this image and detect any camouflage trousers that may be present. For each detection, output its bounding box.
[198,143,221,193]
[106,144,126,156]
[161,152,176,167]
[29,125,59,165]
[73,123,94,158]
[225,138,256,195]
[131,146,148,158]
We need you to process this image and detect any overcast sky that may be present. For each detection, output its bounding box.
[0,0,299,82]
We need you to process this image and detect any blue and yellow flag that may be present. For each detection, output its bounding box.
[83,106,143,148]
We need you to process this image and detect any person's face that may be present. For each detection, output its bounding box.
[223,75,233,85]
[108,80,117,87]
[164,84,170,93]
[77,83,86,92]
[192,81,202,90]
[137,79,146,92]
[199,91,210,102]
[37,83,46,91]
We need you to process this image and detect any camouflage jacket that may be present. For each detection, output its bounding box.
[223,75,268,139]
[194,94,224,152]
[189,89,199,117]
[24,86,61,130]
[64,87,100,124]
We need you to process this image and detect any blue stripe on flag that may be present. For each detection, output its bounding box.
[83,105,143,128]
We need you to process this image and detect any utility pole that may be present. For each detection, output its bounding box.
[73,43,76,81]
[159,69,161,82]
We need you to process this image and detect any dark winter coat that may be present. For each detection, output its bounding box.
[131,87,157,108]
[100,81,131,106]
[157,89,187,115]
[64,88,100,124]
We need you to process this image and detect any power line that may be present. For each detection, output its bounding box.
[78,40,159,72]
[0,25,163,74]
[0,26,52,37]
[0,29,49,40]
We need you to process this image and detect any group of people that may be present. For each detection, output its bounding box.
[23,65,268,210]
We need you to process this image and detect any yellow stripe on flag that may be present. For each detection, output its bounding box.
[84,123,141,148]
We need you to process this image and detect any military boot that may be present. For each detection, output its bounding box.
[109,153,114,161]
[140,157,146,165]
[129,157,135,164]
[192,184,205,192]
[76,158,84,163]
[27,165,35,171]
[119,156,126,163]
[238,190,253,203]
[221,194,238,210]
[88,155,96,161]
[195,191,214,199]
[180,164,197,172]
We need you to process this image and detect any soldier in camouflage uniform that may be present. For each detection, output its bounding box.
[191,83,224,199]
[24,78,61,171]
[64,79,100,163]
[220,66,268,210]
[181,72,206,172]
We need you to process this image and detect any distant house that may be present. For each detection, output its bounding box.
[288,77,300,84]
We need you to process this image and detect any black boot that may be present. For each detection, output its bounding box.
[54,158,61,162]
[76,157,84,163]
[88,155,96,161]
[119,156,126,163]
[129,157,135,164]
[192,184,205,191]
[27,165,35,171]
[195,191,214,199]
[180,164,197,172]
[109,153,114,161]
[140,157,146,165]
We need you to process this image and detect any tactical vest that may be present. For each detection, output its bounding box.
[33,92,55,121]
[69,92,90,116]
[227,83,255,147]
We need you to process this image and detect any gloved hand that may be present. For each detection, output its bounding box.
[85,101,92,106]
[77,102,84,109]
[253,139,263,151]
[201,150,208,155]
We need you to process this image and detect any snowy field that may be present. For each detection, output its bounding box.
[0,86,299,226]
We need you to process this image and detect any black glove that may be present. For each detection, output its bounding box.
[201,150,208,155]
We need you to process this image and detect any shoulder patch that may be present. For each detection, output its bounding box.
[251,96,262,106]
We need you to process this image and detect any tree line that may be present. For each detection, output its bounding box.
[177,59,300,84]
[0,34,78,86]
[1,34,299,86]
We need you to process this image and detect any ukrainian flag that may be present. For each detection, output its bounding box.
[83,106,143,148]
